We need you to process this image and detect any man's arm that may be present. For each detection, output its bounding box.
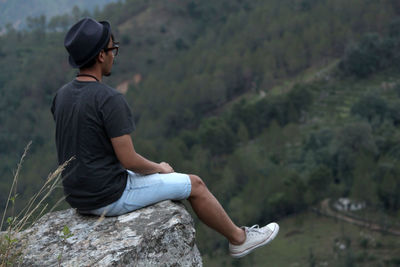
[111,134,173,174]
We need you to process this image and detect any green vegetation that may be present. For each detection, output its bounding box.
[0,143,69,266]
[1,0,400,265]
[57,225,74,264]
[203,211,400,266]
[0,0,117,30]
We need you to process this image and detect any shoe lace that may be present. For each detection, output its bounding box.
[246,224,263,236]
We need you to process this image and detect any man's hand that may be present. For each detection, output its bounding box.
[159,162,174,174]
[111,134,173,175]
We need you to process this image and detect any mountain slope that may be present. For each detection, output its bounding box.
[0,0,117,30]
[1,1,400,264]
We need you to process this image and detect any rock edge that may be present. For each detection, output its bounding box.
[13,200,202,266]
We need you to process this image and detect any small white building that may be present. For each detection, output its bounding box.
[334,197,366,211]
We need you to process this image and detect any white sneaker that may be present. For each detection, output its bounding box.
[229,222,279,258]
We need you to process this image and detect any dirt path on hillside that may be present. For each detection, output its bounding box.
[314,199,400,236]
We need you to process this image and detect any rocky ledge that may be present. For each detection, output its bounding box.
[14,200,202,266]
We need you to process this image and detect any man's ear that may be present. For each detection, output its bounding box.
[97,51,105,63]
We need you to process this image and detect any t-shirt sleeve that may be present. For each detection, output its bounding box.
[100,94,136,138]
[50,94,57,120]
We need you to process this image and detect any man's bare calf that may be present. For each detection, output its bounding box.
[187,174,246,245]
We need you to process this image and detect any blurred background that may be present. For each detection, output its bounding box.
[0,0,399,266]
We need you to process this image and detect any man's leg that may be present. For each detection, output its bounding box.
[84,171,278,257]
[187,174,280,258]
[187,174,246,245]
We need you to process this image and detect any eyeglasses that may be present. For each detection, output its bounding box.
[104,44,119,56]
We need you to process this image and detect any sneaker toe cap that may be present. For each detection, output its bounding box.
[266,222,279,233]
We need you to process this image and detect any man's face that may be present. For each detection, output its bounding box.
[103,38,116,77]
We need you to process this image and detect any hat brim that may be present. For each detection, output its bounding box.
[68,21,111,68]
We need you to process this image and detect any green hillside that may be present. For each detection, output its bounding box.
[0,0,117,31]
[1,0,400,265]
[203,210,400,266]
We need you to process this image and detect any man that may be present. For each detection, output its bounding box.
[51,17,279,258]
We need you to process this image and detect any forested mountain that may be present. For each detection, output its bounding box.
[0,0,118,31]
[1,0,400,265]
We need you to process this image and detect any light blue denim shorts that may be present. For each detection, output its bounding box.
[83,170,191,216]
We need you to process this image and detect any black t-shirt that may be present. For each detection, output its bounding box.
[51,80,135,210]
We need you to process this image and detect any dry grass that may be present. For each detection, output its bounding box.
[0,142,73,266]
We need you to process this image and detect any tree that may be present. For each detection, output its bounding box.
[350,154,378,204]
[339,33,386,78]
[198,117,236,155]
[331,122,377,190]
[26,15,46,39]
[388,17,400,39]
[351,94,388,124]
[306,165,333,204]
[377,162,400,211]
[48,14,72,32]
[335,122,377,155]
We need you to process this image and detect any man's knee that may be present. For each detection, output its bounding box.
[189,174,207,197]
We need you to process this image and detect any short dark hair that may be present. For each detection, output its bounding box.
[80,34,115,70]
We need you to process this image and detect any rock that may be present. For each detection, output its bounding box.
[15,200,202,266]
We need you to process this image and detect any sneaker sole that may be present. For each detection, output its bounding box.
[231,223,280,258]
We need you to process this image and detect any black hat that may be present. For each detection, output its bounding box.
[64,18,111,68]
